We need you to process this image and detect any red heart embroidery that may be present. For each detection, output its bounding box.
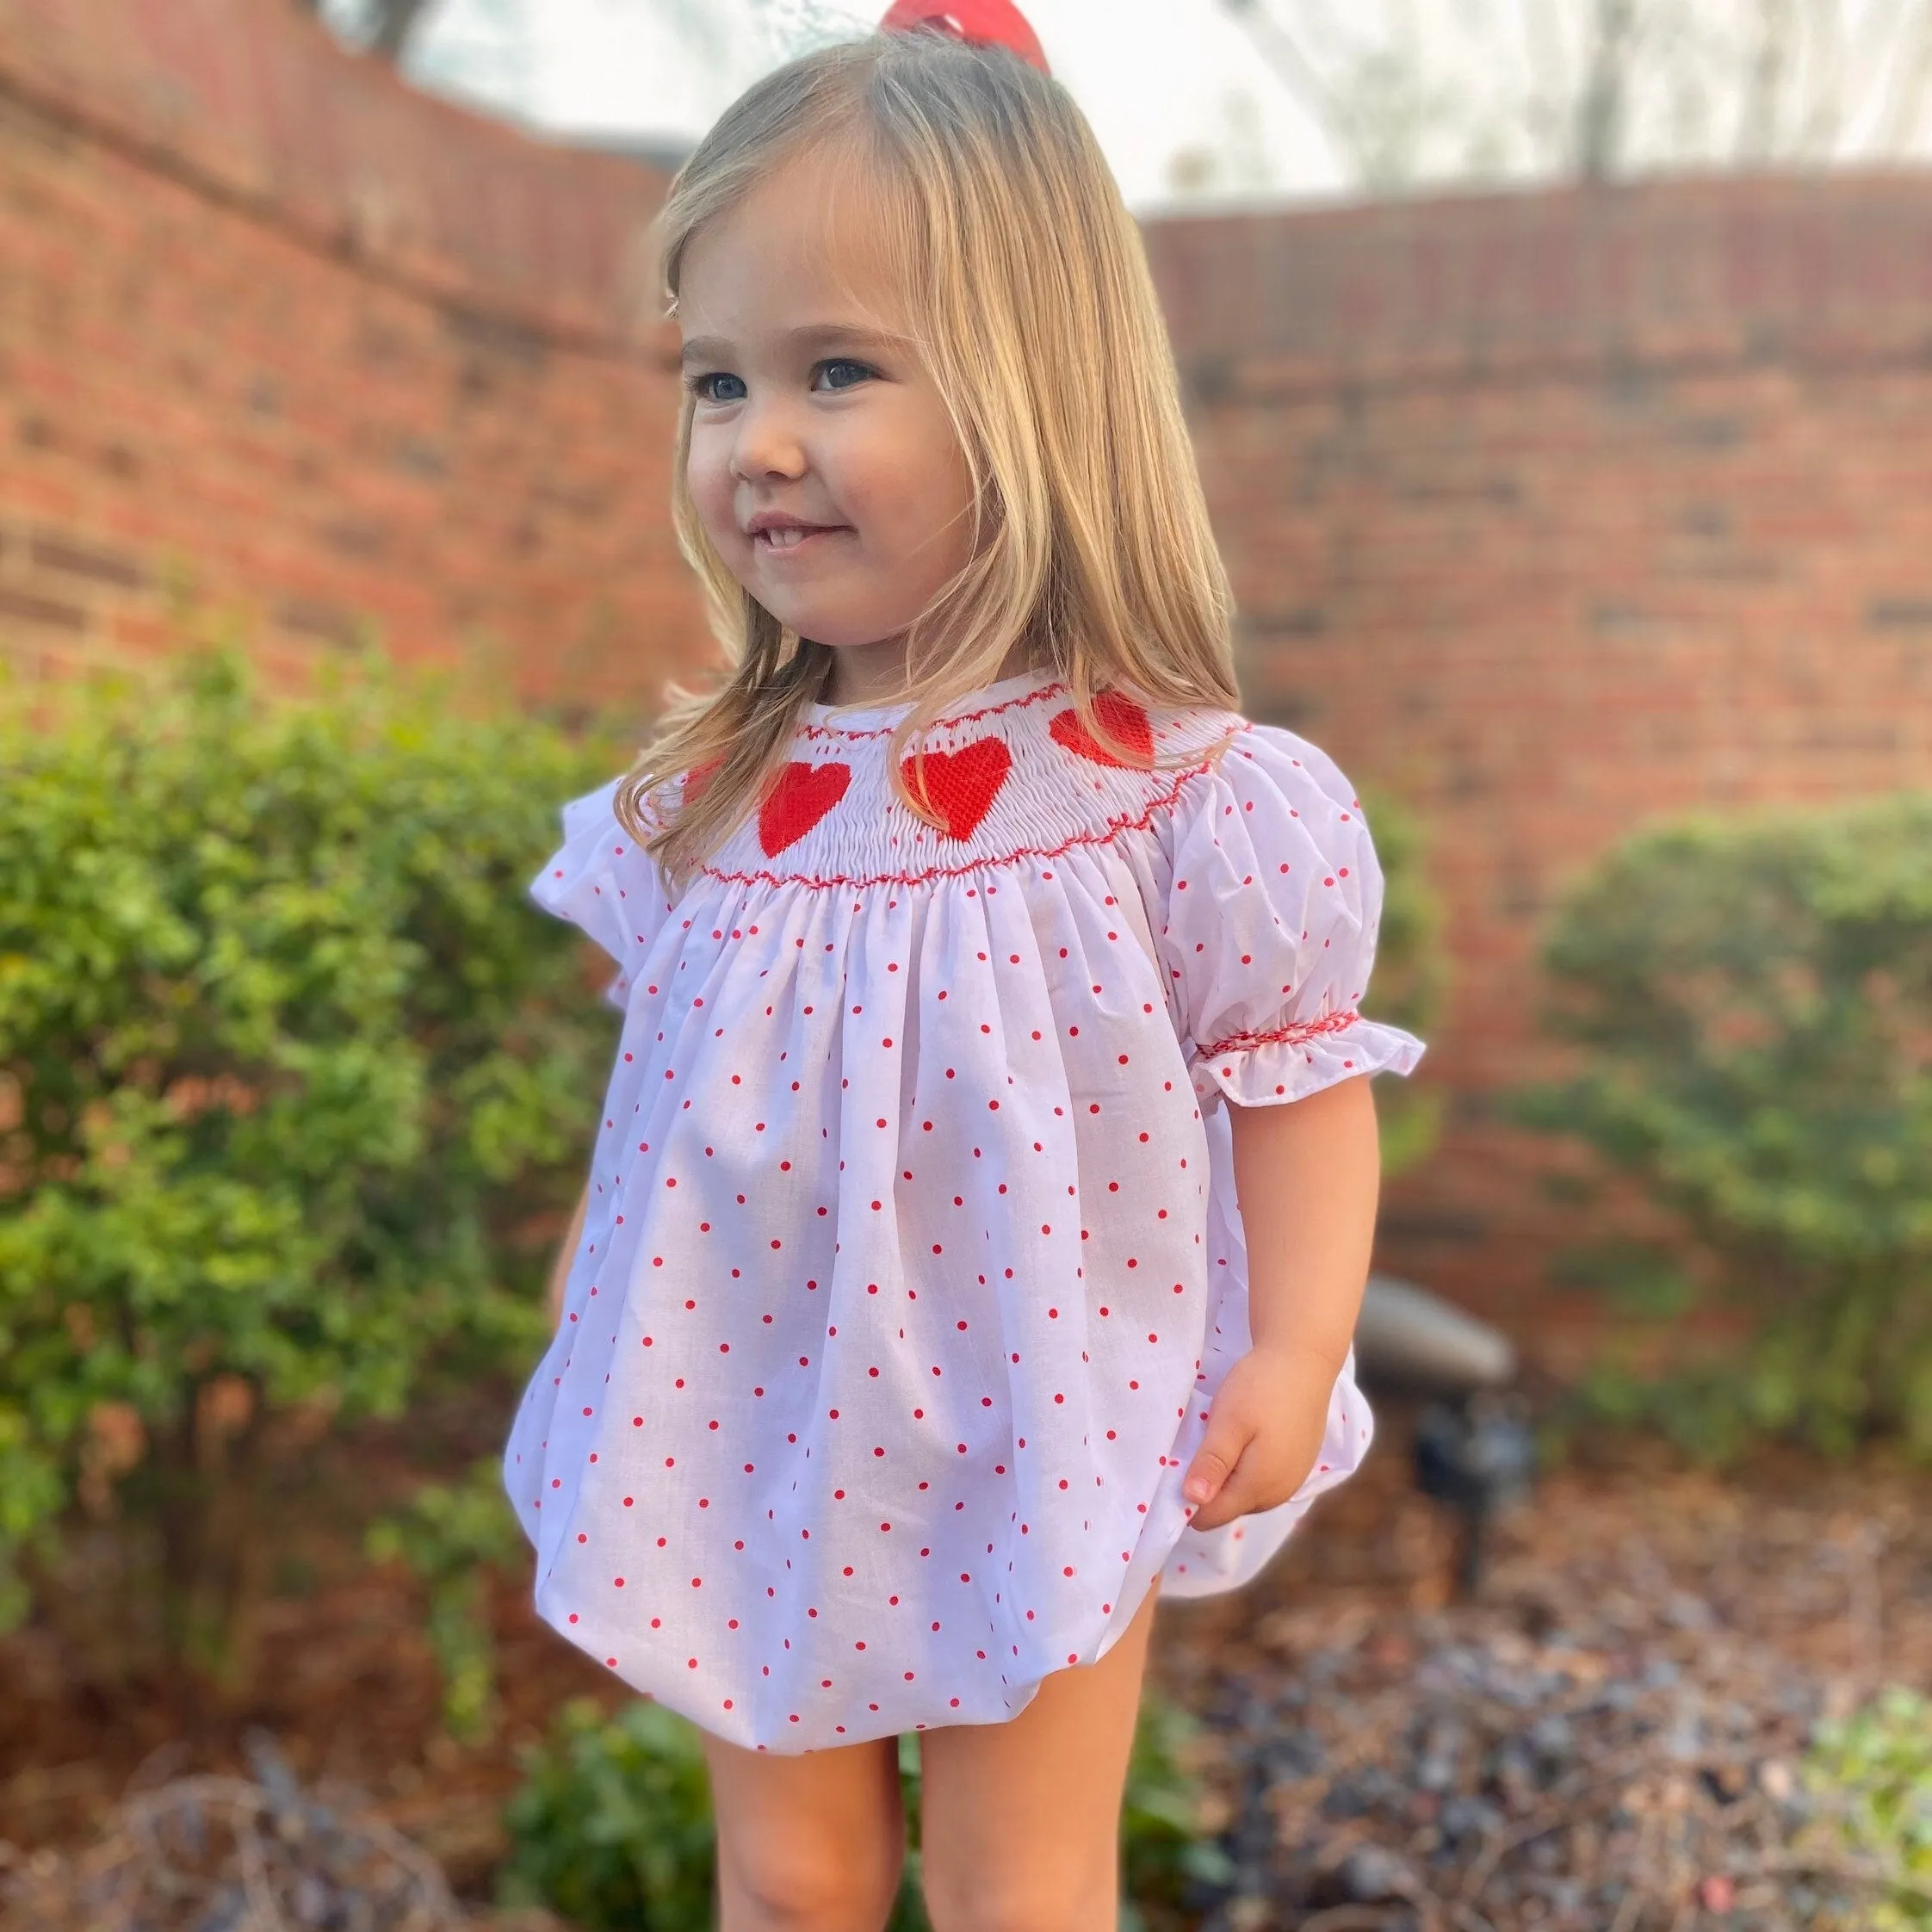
[901,737,1012,841]
[1049,690,1153,768]
[758,760,851,856]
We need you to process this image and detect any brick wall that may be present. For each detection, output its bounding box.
[0,0,706,706]
[6,0,1931,1338]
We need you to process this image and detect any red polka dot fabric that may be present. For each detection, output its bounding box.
[503,666,1425,1754]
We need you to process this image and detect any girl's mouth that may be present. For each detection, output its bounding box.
[754,524,850,552]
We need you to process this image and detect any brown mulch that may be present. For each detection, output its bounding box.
[0,1404,1926,1929]
[1153,1421,1932,1929]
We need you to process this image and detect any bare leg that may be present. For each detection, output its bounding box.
[698,1727,907,1932]
[915,1578,1162,1932]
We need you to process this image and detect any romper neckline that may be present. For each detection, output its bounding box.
[800,664,1065,734]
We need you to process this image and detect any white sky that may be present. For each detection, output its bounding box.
[419,0,1351,209]
[399,0,1932,209]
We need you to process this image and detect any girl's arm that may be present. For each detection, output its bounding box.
[1231,1072,1381,1365]
[1180,1074,1383,1530]
[548,1185,590,1328]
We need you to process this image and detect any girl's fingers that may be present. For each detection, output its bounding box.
[1182,1446,1235,1506]
[1183,1358,1273,1510]
[1182,1418,1315,1531]
[1180,1347,1336,1532]
[1182,1418,1258,1530]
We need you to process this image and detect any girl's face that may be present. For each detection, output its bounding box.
[677,148,979,676]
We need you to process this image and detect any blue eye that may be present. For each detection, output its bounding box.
[690,371,746,403]
[815,359,874,392]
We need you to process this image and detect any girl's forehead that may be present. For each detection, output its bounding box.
[678,147,912,340]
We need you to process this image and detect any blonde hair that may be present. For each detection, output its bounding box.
[617,24,1242,889]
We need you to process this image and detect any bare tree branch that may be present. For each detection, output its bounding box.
[1517,0,1576,168]
[368,0,437,63]
[1739,0,1799,160]
[1870,0,1932,152]
[656,0,737,72]
[296,0,439,64]
[1218,0,1361,177]
[1791,0,1847,160]
[1575,0,1639,180]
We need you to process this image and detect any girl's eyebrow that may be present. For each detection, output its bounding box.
[678,322,911,368]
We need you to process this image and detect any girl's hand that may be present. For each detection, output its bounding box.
[1179,1344,1341,1534]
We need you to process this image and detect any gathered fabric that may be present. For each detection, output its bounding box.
[503,666,1425,1754]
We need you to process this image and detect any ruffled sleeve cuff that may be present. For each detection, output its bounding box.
[1188,1006,1427,1113]
[529,777,629,963]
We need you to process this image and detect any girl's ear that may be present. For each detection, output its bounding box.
[878,0,1051,75]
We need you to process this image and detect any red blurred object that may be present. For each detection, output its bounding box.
[879,0,1050,74]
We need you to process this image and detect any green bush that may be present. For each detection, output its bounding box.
[498,1684,1229,1930]
[1117,1690,1240,1928]
[365,1455,527,1743]
[1803,1685,1932,1929]
[1357,783,1448,1180]
[498,1697,717,1930]
[0,653,617,1686]
[1512,793,1932,1459]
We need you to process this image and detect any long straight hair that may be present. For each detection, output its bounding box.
[616,26,1242,891]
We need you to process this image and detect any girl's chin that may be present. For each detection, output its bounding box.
[747,595,913,650]
[770,619,895,652]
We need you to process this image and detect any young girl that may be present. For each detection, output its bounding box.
[505,5,1426,1925]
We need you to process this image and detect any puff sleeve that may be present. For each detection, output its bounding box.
[529,777,678,1012]
[1156,722,1426,1112]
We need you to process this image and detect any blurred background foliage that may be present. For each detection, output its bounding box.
[0,650,622,1694]
[1510,792,1932,1464]
[1802,1686,1932,1931]
[1358,783,1447,1181]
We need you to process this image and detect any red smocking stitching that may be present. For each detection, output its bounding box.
[698,756,1217,890]
[1198,1009,1361,1059]
[796,679,1069,742]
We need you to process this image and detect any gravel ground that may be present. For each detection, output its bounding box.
[1150,1409,1932,1930]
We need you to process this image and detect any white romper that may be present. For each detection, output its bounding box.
[503,666,1426,1753]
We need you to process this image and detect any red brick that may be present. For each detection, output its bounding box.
[0,585,85,630]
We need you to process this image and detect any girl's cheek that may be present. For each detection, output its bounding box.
[686,449,739,550]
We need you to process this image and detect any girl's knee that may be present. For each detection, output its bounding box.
[920,1855,1116,1932]
[717,1828,905,1931]
[703,1730,907,1932]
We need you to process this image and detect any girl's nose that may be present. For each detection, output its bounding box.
[729,398,808,484]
